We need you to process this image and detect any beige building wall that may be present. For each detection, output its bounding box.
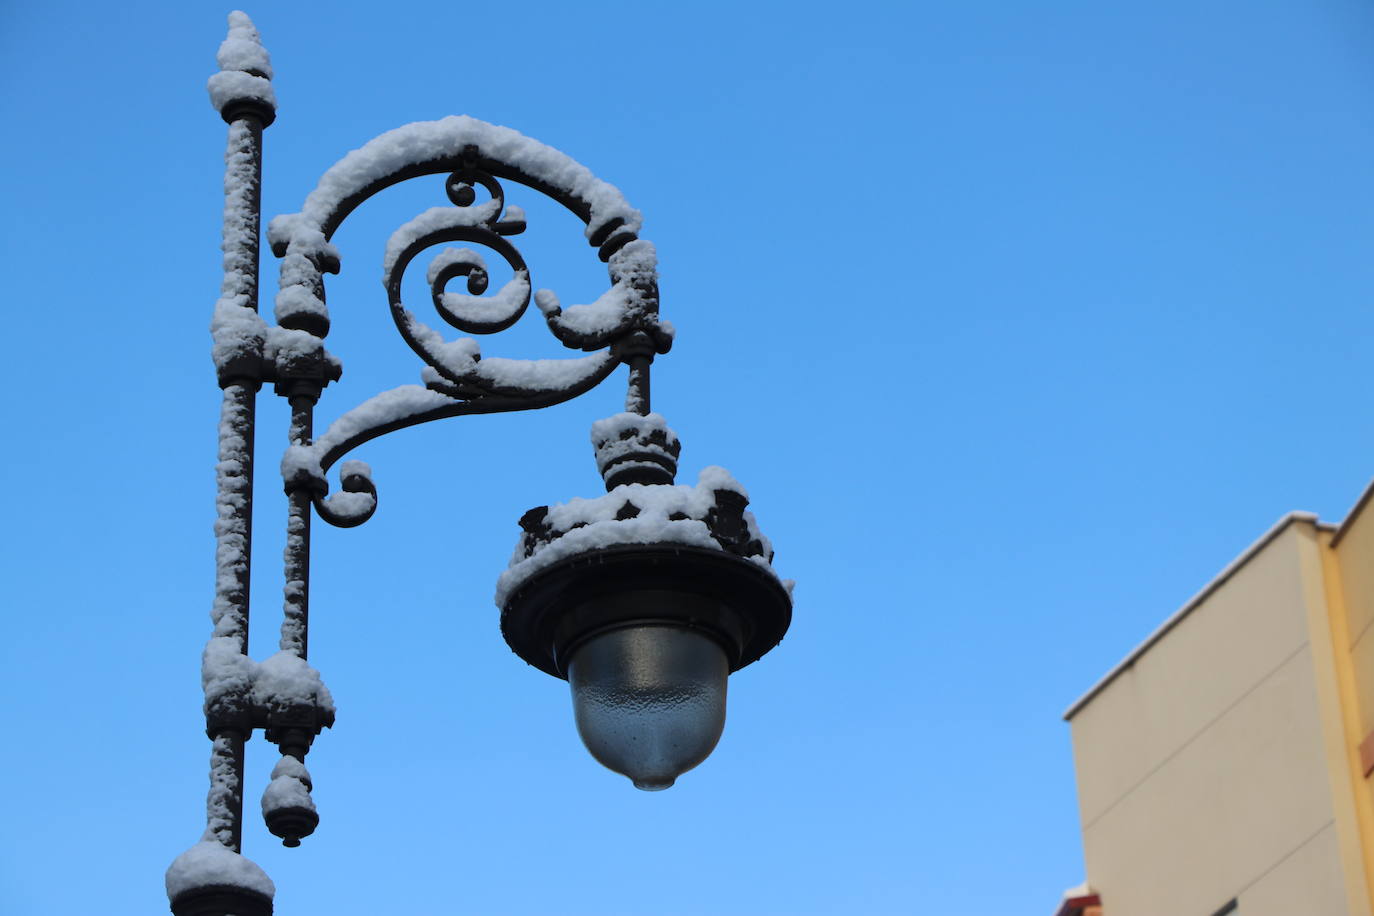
[1332,490,1374,755]
[1066,511,1374,916]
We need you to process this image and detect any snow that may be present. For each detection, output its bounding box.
[204,733,244,848]
[325,461,379,518]
[281,499,309,657]
[472,352,614,391]
[534,284,630,336]
[591,412,679,461]
[401,321,616,393]
[693,464,750,499]
[166,840,275,900]
[1061,882,1092,900]
[210,296,266,374]
[212,388,256,644]
[280,444,323,486]
[424,247,534,327]
[275,223,339,265]
[207,70,276,116]
[265,325,325,363]
[501,516,722,607]
[261,756,316,815]
[259,116,664,406]
[216,11,272,77]
[283,359,625,497]
[533,288,561,317]
[210,118,267,376]
[589,410,675,444]
[308,386,459,463]
[208,13,275,115]
[285,385,479,494]
[536,241,662,344]
[540,469,743,530]
[202,636,256,711]
[401,313,481,380]
[495,466,777,606]
[261,774,315,813]
[271,227,338,338]
[202,645,335,723]
[382,204,502,280]
[279,115,642,243]
[265,214,298,252]
[274,283,328,326]
[441,276,530,327]
[608,238,657,284]
[426,247,485,286]
[322,489,376,515]
[253,651,335,716]
[200,74,271,875]
[270,754,312,785]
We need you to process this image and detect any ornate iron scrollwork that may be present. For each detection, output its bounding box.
[265,120,674,530]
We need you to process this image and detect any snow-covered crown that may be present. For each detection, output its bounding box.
[496,461,780,608]
[591,411,680,489]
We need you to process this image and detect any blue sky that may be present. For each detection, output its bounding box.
[3,1,1374,913]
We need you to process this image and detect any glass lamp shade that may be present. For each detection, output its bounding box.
[567,624,729,791]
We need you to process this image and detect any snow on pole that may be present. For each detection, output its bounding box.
[170,12,278,915]
[206,8,275,656]
[279,394,315,659]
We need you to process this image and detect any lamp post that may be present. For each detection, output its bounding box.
[167,13,792,916]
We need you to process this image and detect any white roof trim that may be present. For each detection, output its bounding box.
[1063,511,1324,720]
[1060,881,1092,899]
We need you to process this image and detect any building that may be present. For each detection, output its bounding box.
[1059,483,1374,915]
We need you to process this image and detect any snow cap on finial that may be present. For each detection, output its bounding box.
[208,11,277,126]
[165,840,275,915]
[218,11,273,78]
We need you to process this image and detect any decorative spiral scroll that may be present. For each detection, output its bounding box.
[428,246,530,334]
[272,129,676,531]
[380,166,663,400]
[444,168,525,234]
[313,460,377,528]
[381,171,535,376]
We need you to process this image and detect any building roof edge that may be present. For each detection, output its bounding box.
[1062,510,1323,721]
[1329,476,1374,548]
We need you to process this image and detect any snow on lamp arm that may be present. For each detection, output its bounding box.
[170,12,788,916]
[266,114,676,521]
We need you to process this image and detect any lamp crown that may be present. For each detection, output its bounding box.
[591,411,681,489]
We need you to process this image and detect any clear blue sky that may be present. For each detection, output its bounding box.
[3,1,1373,913]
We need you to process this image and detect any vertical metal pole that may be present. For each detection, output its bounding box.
[207,383,254,852]
[281,389,317,659]
[206,111,267,855]
[625,355,651,416]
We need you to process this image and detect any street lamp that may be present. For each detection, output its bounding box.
[167,13,792,916]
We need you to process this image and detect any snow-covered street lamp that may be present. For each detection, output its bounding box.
[500,414,792,791]
[167,13,791,916]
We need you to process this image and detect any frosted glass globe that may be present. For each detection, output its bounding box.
[567,625,729,791]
